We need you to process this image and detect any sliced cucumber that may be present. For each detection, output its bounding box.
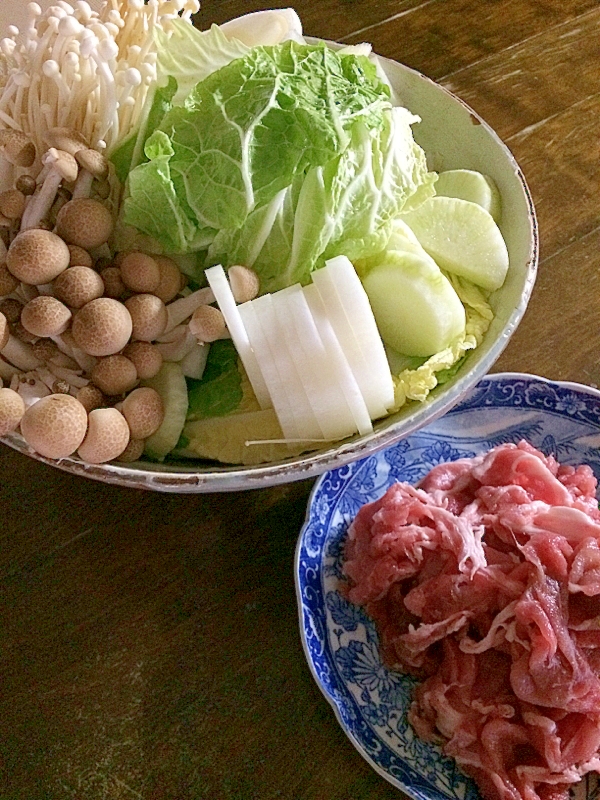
[435,169,501,223]
[400,196,509,291]
[142,361,189,460]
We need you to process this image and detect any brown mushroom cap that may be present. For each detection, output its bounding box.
[15,175,36,196]
[55,198,114,250]
[77,407,130,464]
[54,266,104,309]
[0,264,19,296]
[228,265,260,303]
[75,148,109,178]
[154,256,183,303]
[122,341,163,380]
[125,294,167,342]
[45,148,79,183]
[6,229,70,285]
[114,436,145,463]
[72,297,133,357]
[0,298,23,324]
[21,296,72,337]
[2,131,36,167]
[76,384,106,413]
[91,354,138,396]
[0,189,26,220]
[120,252,160,294]
[121,387,164,439]
[20,394,88,458]
[0,387,26,436]
[67,245,94,268]
[31,338,60,362]
[189,304,226,342]
[99,266,126,299]
[0,311,9,350]
[43,127,89,156]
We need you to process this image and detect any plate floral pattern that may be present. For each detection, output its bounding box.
[295,373,600,800]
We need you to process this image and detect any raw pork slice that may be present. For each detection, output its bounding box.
[343,441,600,800]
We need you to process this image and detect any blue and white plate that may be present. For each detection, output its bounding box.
[295,373,600,800]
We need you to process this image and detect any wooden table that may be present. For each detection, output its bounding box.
[1,2,599,798]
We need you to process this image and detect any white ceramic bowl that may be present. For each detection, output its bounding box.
[1,52,538,492]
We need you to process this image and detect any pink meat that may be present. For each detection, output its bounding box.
[343,441,600,800]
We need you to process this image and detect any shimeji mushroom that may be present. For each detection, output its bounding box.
[228,265,260,303]
[91,354,138,396]
[120,252,160,294]
[6,229,70,285]
[100,267,126,299]
[67,245,93,268]
[115,436,145,463]
[0,189,26,222]
[0,131,36,192]
[71,297,133,357]
[0,387,25,436]
[189,305,227,343]
[20,393,88,458]
[20,296,72,338]
[0,264,18,296]
[122,341,163,380]
[163,287,215,334]
[53,266,104,308]
[77,407,130,464]
[13,372,52,408]
[76,384,105,413]
[121,387,164,440]
[125,294,167,342]
[153,256,183,303]
[72,148,109,200]
[21,148,79,231]
[55,198,114,250]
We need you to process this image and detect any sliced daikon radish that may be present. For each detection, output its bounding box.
[303,283,372,436]
[259,292,323,441]
[204,265,271,409]
[362,250,466,356]
[312,258,389,419]
[399,196,509,291]
[435,169,501,223]
[238,296,303,442]
[277,285,357,441]
[324,256,395,411]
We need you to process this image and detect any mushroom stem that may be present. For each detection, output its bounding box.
[155,329,197,362]
[164,287,215,334]
[71,169,94,199]
[1,334,42,371]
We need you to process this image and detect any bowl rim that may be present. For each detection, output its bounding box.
[0,54,539,493]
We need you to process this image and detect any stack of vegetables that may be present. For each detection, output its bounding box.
[0,4,509,466]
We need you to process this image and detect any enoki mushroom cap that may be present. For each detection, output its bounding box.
[91,354,138,396]
[121,387,164,439]
[20,393,88,458]
[72,297,133,357]
[0,387,25,436]
[54,266,104,308]
[6,229,70,285]
[55,198,114,250]
[21,295,72,337]
[77,407,130,464]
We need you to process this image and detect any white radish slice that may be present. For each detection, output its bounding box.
[303,283,373,436]
[324,256,395,411]
[253,292,323,441]
[238,298,298,442]
[311,262,388,420]
[279,285,357,441]
[205,265,271,410]
[180,343,209,380]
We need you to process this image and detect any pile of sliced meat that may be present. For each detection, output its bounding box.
[343,441,600,800]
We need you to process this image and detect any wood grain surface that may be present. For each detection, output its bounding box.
[2,2,600,799]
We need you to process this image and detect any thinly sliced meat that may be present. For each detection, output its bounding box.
[342,441,600,800]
